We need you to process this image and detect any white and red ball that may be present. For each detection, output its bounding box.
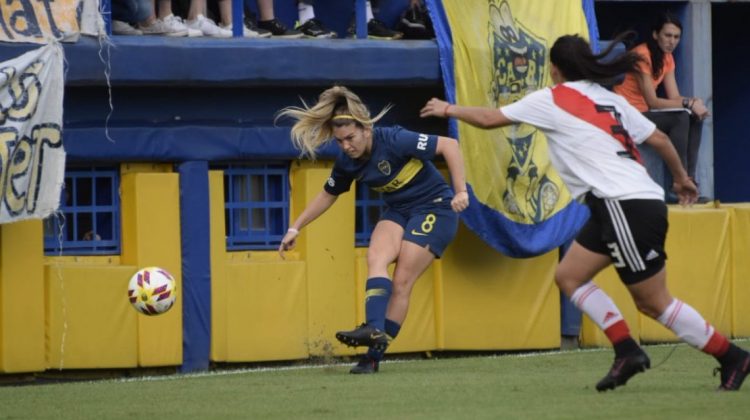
[127,267,177,315]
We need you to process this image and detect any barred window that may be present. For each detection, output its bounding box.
[355,184,385,247]
[44,167,121,255]
[223,163,289,250]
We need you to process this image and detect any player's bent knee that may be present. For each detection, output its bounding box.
[367,251,397,270]
[391,276,418,294]
[554,268,577,296]
[632,297,661,319]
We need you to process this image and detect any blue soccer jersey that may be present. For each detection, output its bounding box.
[324,126,453,210]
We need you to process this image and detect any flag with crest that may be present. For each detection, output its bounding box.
[426,0,600,257]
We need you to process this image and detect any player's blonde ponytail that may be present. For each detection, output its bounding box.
[277,86,392,160]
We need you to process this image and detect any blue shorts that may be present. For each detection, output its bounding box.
[381,201,459,258]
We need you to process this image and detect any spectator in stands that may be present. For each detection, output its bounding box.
[254,0,305,38]
[614,12,709,197]
[398,0,434,40]
[349,0,403,39]
[277,86,468,374]
[184,0,233,37]
[83,231,103,241]
[419,34,750,391]
[163,0,233,37]
[156,0,202,37]
[112,0,188,36]
[209,0,335,38]
[202,0,272,37]
[294,1,337,38]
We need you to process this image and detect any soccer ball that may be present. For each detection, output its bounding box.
[127,267,177,315]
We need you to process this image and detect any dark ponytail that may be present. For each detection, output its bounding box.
[550,32,642,85]
[646,12,682,78]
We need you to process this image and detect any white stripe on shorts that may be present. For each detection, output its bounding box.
[604,199,646,272]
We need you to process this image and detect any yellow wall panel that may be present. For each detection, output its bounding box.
[45,264,138,369]
[0,220,45,373]
[353,254,367,327]
[121,163,173,174]
[224,260,308,362]
[439,225,560,350]
[579,266,641,348]
[290,161,357,356]
[353,250,437,354]
[208,171,229,361]
[396,263,437,352]
[725,205,750,337]
[640,208,732,342]
[121,172,183,367]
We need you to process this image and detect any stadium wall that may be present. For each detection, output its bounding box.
[2,163,750,373]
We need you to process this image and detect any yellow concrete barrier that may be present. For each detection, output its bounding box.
[0,220,45,373]
[440,225,560,350]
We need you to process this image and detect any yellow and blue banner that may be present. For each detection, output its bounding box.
[0,0,104,43]
[0,0,78,43]
[426,0,599,257]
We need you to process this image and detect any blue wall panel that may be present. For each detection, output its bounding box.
[178,161,212,372]
[712,3,750,202]
[62,86,447,162]
[0,37,440,86]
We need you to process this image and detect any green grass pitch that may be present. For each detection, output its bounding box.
[1,341,749,419]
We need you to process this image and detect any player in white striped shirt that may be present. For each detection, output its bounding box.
[420,33,749,392]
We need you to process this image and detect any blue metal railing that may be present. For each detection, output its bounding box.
[354,0,367,39]
[355,184,385,247]
[44,167,121,256]
[231,0,243,37]
[223,164,290,251]
[102,0,112,35]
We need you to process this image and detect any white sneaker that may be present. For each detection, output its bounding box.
[163,14,202,37]
[220,23,271,38]
[187,14,232,38]
[161,14,195,36]
[112,20,143,36]
[138,19,184,36]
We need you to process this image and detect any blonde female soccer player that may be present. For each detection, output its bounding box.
[278,86,468,374]
[420,34,748,392]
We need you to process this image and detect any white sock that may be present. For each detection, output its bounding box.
[657,298,713,349]
[366,1,375,22]
[297,3,315,25]
[570,281,624,330]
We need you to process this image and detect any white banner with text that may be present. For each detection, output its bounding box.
[0,43,65,224]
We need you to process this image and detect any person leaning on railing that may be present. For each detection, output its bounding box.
[614,12,709,197]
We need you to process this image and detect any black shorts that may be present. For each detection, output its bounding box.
[576,193,668,284]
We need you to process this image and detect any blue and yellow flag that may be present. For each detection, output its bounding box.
[427,0,599,257]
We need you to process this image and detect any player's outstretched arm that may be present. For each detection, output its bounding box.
[279,190,338,259]
[420,97,513,129]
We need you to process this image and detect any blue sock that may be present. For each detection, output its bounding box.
[385,319,401,338]
[367,318,401,361]
[365,277,392,331]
